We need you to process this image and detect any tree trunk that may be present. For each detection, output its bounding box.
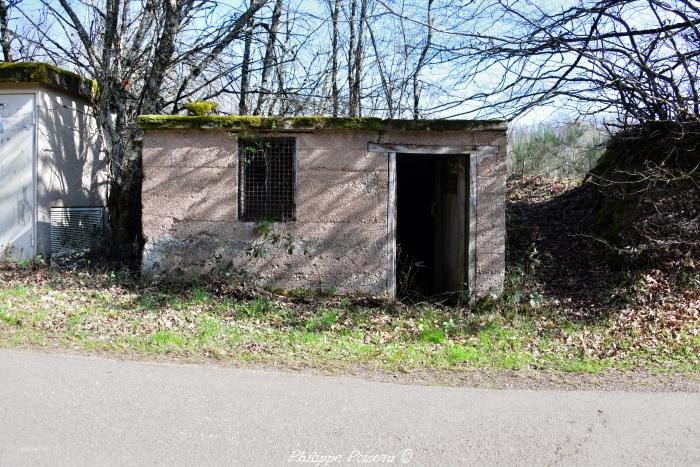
[254,0,283,116]
[413,0,432,120]
[0,0,12,61]
[368,22,393,118]
[347,0,356,116]
[140,0,182,114]
[239,12,254,115]
[353,0,367,116]
[173,0,267,106]
[330,0,340,116]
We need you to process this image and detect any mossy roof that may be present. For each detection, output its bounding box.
[0,62,96,101]
[136,115,508,132]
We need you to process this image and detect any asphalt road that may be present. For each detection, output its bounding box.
[0,350,698,467]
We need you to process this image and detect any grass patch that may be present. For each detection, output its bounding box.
[139,293,161,310]
[150,331,185,348]
[0,267,698,376]
[420,326,445,344]
[196,316,221,343]
[2,284,30,298]
[0,309,22,326]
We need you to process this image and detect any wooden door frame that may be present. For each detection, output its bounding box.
[368,143,498,299]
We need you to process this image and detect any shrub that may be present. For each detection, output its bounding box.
[508,122,607,178]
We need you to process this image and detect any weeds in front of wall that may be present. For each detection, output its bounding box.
[0,264,698,374]
[0,250,46,270]
[396,252,429,301]
[246,219,308,258]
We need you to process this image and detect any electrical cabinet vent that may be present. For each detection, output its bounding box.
[50,207,104,257]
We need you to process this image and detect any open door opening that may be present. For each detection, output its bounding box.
[396,154,468,300]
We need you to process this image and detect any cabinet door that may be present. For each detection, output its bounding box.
[0,93,35,261]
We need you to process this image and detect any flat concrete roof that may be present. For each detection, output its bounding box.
[137,115,508,132]
[0,62,96,101]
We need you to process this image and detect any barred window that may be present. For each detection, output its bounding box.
[238,137,296,222]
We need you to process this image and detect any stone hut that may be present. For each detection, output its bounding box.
[138,116,507,298]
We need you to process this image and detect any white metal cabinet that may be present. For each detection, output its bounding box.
[0,93,35,261]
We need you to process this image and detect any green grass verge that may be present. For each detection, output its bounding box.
[0,269,698,374]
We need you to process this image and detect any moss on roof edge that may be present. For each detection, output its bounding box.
[136,115,508,132]
[0,62,96,101]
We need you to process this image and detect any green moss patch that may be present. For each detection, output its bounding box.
[136,114,507,132]
[0,62,96,100]
[184,100,218,116]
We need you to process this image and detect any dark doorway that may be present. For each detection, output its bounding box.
[396,154,468,300]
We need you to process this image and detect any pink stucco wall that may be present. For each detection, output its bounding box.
[141,127,506,296]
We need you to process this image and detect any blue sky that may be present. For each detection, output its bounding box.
[10,0,684,126]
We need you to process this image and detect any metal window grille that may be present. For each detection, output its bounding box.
[238,137,296,222]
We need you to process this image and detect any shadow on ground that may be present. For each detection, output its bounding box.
[506,177,626,320]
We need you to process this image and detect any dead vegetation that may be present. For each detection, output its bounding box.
[506,122,699,363]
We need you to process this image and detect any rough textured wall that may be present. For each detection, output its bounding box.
[142,127,506,296]
[142,129,389,294]
[36,87,106,256]
[473,131,508,296]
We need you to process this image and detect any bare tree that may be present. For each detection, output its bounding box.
[15,0,269,251]
[254,0,283,115]
[7,0,694,259]
[239,11,255,115]
[352,0,367,116]
[412,0,432,119]
[346,0,357,116]
[330,0,341,117]
[417,0,700,122]
[0,0,12,61]
[367,20,393,117]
